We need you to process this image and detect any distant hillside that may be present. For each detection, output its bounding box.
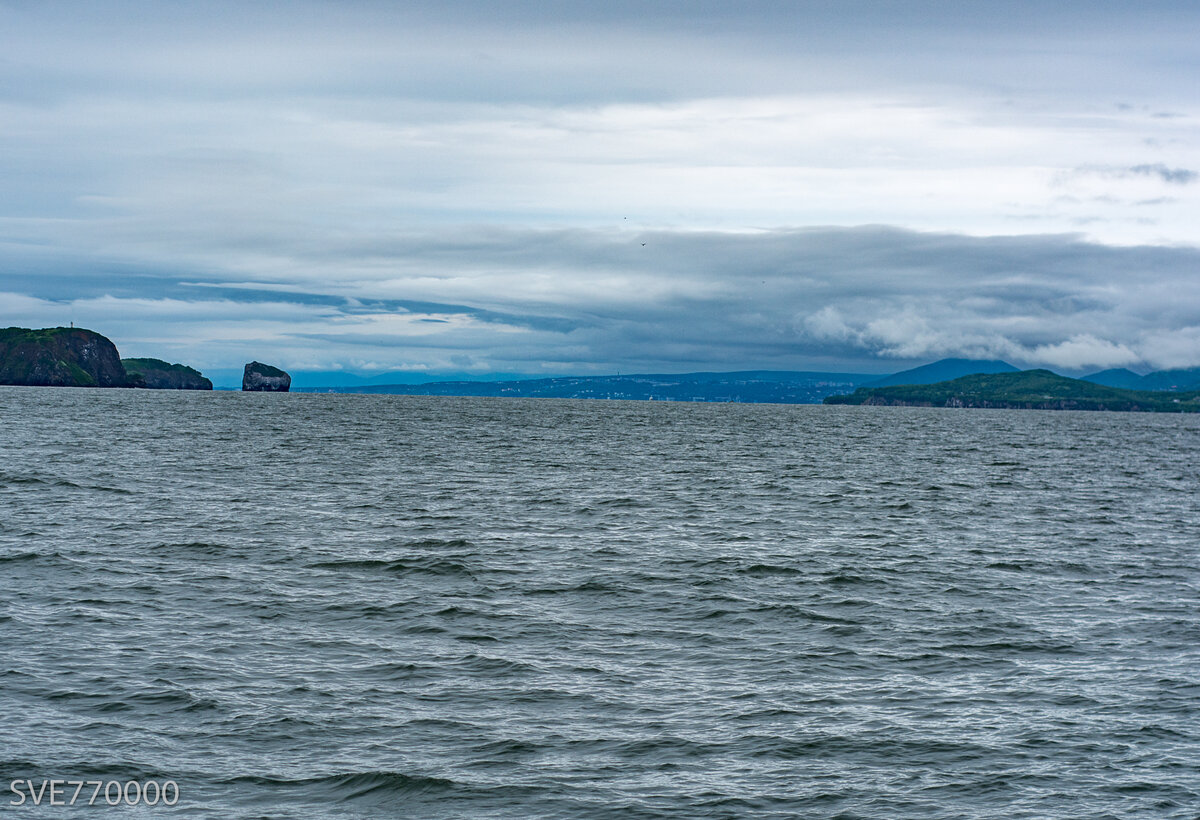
[122,357,212,390]
[297,370,874,404]
[1136,367,1200,392]
[864,358,1018,387]
[1081,368,1144,389]
[825,369,1200,412]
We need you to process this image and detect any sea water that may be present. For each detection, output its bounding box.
[1,387,1198,818]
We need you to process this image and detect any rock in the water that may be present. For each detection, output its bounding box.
[122,357,213,390]
[0,326,131,387]
[242,361,291,392]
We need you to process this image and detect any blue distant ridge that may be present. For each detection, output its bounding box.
[864,358,1018,388]
[1135,366,1200,392]
[1081,368,1144,389]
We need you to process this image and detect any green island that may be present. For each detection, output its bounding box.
[824,369,1200,412]
[121,358,213,390]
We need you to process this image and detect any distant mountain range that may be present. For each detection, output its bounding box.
[1080,368,1145,389]
[863,358,1018,388]
[285,358,1200,404]
[867,360,1200,392]
[1119,366,1200,392]
[825,369,1200,412]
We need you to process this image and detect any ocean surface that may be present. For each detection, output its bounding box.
[2,386,1198,819]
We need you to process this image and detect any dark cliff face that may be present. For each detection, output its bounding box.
[121,358,213,390]
[242,361,291,392]
[0,327,130,387]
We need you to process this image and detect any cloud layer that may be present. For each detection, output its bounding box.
[7,227,1200,375]
[1,1,1198,374]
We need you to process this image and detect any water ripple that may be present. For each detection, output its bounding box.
[1,388,1198,818]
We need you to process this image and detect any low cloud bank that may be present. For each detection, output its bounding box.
[6,226,1199,375]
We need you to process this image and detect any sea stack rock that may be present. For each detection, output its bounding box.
[242,361,291,392]
[0,326,130,387]
[122,358,213,390]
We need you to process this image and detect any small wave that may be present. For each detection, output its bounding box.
[0,471,82,489]
[526,580,621,595]
[935,639,1084,655]
[398,537,474,550]
[469,738,542,757]
[0,551,53,564]
[153,540,242,556]
[46,688,219,714]
[752,604,858,624]
[401,717,474,731]
[987,561,1028,572]
[573,579,619,592]
[320,601,409,617]
[595,496,652,508]
[451,654,540,675]
[615,736,728,759]
[0,471,132,494]
[751,734,988,762]
[20,763,180,782]
[738,563,803,576]
[433,605,482,617]
[307,557,475,577]
[353,662,435,681]
[821,573,882,586]
[226,771,458,801]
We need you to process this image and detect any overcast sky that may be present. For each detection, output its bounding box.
[2,0,1198,377]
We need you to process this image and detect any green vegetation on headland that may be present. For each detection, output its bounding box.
[121,358,213,390]
[824,370,1200,412]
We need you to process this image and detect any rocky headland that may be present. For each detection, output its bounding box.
[0,326,131,387]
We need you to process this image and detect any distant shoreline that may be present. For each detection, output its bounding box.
[825,370,1200,413]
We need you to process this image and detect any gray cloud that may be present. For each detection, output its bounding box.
[2,1,1198,107]
[1128,164,1198,185]
[1070,164,1200,186]
[1,1,1198,376]
[7,227,1200,374]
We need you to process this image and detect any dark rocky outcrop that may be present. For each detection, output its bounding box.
[121,357,213,390]
[0,326,131,387]
[243,361,291,392]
